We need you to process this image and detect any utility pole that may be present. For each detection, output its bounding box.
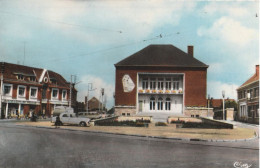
[222,90,225,120]
[86,83,96,113]
[69,75,77,108]
[101,88,104,113]
[0,63,4,119]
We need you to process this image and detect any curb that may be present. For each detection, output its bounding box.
[16,124,259,143]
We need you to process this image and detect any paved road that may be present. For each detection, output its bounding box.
[0,123,259,168]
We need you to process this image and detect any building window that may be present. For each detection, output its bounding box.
[50,78,57,84]
[18,85,26,98]
[165,98,171,110]
[165,78,171,90]
[29,76,36,82]
[122,113,125,116]
[52,88,59,99]
[157,97,163,110]
[158,78,164,90]
[62,90,67,100]
[17,74,24,80]
[142,78,148,90]
[173,81,179,90]
[254,88,259,97]
[150,78,156,90]
[150,97,155,110]
[30,87,38,99]
[127,113,130,116]
[3,84,12,96]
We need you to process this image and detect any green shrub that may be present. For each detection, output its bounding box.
[155,122,167,126]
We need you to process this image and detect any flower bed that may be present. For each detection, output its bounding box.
[95,120,148,127]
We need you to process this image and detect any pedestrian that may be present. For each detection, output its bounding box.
[55,115,61,128]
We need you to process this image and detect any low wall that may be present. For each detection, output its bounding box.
[91,116,118,126]
[200,117,233,129]
[118,116,153,122]
[184,107,214,118]
[114,106,136,116]
[167,117,202,123]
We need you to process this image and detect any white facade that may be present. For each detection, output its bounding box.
[137,73,184,114]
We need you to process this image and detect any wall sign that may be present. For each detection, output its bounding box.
[122,74,135,92]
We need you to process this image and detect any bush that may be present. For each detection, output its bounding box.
[155,122,167,126]
[182,122,232,129]
[170,120,185,124]
[95,120,147,127]
[136,119,151,123]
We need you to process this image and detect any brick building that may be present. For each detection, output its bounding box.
[0,62,77,118]
[114,44,212,118]
[237,65,259,124]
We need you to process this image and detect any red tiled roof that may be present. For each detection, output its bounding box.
[238,65,259,90]
[209,99,235,108]
[1,62,70,88]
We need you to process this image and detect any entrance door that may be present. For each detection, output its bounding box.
[139,101,143,112]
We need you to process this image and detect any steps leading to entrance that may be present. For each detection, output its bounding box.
[135,112,185,123]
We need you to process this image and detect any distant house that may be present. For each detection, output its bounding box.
[0,62,77,118]
[114,44,211,119]
[237,65,259,124]
[85,97,105,112]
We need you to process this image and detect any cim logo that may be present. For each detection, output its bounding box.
[233,162,252,168]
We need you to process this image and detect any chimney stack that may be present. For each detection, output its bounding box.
[188,46,194,57]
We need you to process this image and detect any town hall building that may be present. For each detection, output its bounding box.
[114,44,212,118]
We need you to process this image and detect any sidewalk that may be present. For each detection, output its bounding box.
[15,121,257,142]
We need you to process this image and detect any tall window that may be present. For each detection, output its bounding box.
[157,97,163,110]
[62,90,67,100]
[165,98,171,110]
[52,88,59,99]
[142,78,148,90]
[4,85,12,96]
[150,97,155,110]
[165,78,171,90]
[158,78,164,90]
[150,78,156,90]
[18,86,26,97]
[30,87,37,99]
[173,81,179,90]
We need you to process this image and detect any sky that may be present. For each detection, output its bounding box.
[0,0,259,109]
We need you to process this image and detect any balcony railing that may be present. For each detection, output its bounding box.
[138,89,183,94]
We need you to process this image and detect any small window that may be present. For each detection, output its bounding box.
[191,115,194,118]
[50,78,57,84]
[122,113,125,116]
[127,113,130,116]
[17,74,24,80]
[70,114,73,117]
[30,76,36,82]
[63,114,68,117]
[196,115,199,118]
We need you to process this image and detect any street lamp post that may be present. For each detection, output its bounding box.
[222,90,225,120]
[207,94,210,117]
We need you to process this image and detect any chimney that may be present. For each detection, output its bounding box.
[256,65,259,76]
[188,46,194,57]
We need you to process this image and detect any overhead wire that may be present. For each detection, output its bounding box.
[0,10,122,33]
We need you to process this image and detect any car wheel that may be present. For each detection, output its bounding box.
[79,122,86,127]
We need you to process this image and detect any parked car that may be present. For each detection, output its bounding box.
[51,112,90,127]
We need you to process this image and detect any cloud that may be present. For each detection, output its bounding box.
[208,81,239,100]
[198,17,257,47]
[31,0,197,45]
[77,75,114,109]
